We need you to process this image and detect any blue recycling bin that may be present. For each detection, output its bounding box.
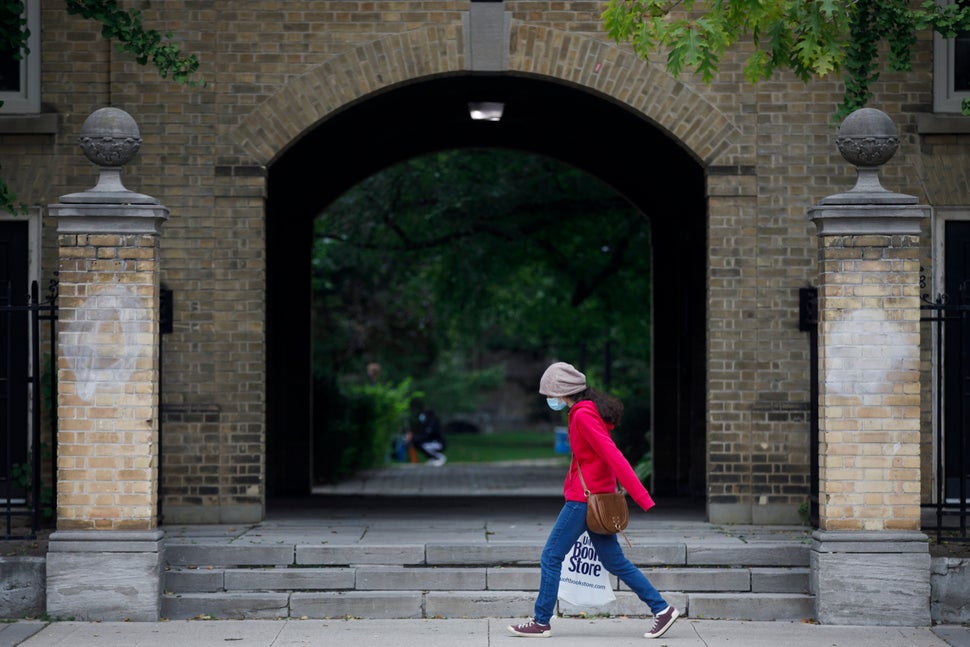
[553,426,570,454]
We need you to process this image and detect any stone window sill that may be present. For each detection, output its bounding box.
[917,113,970,134]
[0,113,57,134]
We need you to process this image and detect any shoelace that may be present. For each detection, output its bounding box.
[649,615,667,632]
[519,620,547,630]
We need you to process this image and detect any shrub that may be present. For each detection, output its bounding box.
[313,375,420,483]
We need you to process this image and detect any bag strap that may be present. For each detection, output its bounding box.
[573,456,622,496]
[573,456,591,497]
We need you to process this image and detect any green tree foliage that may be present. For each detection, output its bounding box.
[312,149,653,403]
[0,0,203,214]
[603,0,970,119]
[311,149,655,480]
[0,1,25,55]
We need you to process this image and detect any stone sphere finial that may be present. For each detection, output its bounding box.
[60,107,157,204]
[835,108,899,168]
[78,107,143,167]
[817,108,916,206]
[825,107,909,201]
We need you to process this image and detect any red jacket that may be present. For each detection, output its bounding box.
[564,400,656,512]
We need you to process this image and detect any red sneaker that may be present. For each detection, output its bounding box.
[644,606,680,639]
[507,618,552,638]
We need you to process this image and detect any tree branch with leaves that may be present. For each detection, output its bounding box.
[603,0,970,119]
[63,0,204,84]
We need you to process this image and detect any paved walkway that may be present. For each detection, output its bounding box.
[4,617,968,646]
[224,460,787,545]
[309,458,569,497]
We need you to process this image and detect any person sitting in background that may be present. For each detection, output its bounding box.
[407,408,447,466]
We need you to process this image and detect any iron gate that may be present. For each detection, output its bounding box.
[923,294,970,543]
[0,277,57,539]
[799,287,820,528]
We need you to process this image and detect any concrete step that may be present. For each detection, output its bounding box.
[165,565,810,595]
[161,539,813,620]
[161,587,815,621]
[163,540,810,568]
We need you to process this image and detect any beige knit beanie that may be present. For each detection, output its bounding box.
[538,362,587,397]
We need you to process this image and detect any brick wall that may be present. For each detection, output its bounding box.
[55,232,160,531]
[816,234,923,531]
[2,1,952,524]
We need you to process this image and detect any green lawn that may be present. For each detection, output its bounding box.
[445,429,569,464]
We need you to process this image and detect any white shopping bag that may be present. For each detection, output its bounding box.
[558,531,616,607]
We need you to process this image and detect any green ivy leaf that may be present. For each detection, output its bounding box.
[0,175,27,216]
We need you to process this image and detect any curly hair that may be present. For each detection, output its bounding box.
[573,387,624,427]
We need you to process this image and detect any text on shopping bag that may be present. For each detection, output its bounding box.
[565,534,602,576]
[558,532,615,607]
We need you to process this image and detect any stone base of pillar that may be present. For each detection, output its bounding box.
[46,530,164,621]
[708,501,804,525]
[811,530,930,626]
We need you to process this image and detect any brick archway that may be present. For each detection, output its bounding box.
[233,24,760,521]
[228,24,746,170]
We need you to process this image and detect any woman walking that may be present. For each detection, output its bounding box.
[507,361,679,639]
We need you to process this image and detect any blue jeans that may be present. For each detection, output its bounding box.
[533,501,668,624]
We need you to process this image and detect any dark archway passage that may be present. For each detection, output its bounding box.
[265,73,706,501]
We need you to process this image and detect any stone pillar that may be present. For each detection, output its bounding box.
[808,108,931,625]
[45,108,169,621]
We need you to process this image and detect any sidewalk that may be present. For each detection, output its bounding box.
[6,462,969,646]
[4,617,969,647]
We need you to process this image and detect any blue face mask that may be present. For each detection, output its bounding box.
[546,397,567,411]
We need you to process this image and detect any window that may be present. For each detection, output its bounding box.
[0,0,40,114]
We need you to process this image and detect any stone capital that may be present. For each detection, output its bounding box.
[48,201,170,235]
[809,203,930,236]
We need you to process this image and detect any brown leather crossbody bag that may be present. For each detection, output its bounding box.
[576,461,631,546]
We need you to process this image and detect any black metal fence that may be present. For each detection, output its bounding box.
[0,278,57,539]
[922,295,970,543]
[799,287,820,528]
